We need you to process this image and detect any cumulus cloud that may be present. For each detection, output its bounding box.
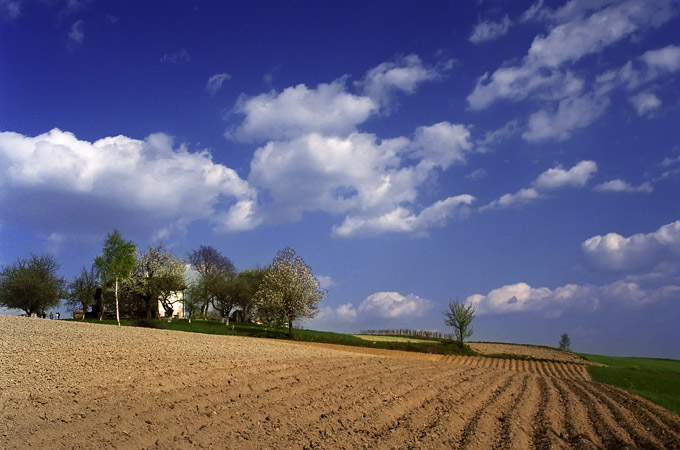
[359,54,449,106]
[315,303,357,322]
[482,160,597,211]
[0,129,257,236]
[160,48,190,64]
[469,16,512,44]
[581,220,680,273]
[230,80,377,142]
[411,122,472,169]
[594,179,653,193]
[205,73,232,95]
[467,279,680,317]
[248,124,475,237]
[357,292,433,319]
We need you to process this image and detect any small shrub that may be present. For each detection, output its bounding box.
[135,319,166,329]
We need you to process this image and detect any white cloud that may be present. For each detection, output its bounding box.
[160,49,190,64]
[642,44,680,73]
[411,122,472,169]
[594,179,653,193]
[466,0,677,144]
[315,303,357,322]
[469,16,512,44]
[359,54,448,106]
[482,160,597,211]
[316,275,336,289]
[476,120,520,152]
[467,279,680,317]
[332,195,475,238]
[357,292,433,319]
[205,73,232,96]
[0,129,257,235]
[248,126,474,237]
[480,188,542,212]
[533,160,598,190]
[629,92,662,116]
[68,20,84,44]
[581,220,680,273]
[522,93,610,142]
[230,80,377,142]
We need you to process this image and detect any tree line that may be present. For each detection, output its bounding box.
[0,229,325,338]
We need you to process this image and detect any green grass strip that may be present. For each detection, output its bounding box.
[580,353,680,415]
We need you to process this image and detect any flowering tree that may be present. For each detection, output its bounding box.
[126,245,186,319]
[254,247,326,339]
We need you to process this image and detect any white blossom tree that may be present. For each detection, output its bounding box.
[126,245,187,319]
[254,247,326,339]
[95,229,137,327]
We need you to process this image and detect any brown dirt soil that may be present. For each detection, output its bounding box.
[1,315,679,449]
[468,342,593,365]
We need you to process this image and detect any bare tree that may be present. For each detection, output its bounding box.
[187,246,235,318]
[66,265,99,319]
[443,298,476,347]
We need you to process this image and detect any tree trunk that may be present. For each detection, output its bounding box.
[288,318,293,339]
[115,277,120,327]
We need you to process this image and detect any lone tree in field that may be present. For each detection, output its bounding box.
[443,298,476,347]
[254,247,325,339]
[95,229,137,326]
[558,333,572,351]
[0,254,65,317]
[66,265,99,319]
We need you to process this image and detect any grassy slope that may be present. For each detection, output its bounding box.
[580,353,680,415]
[80,318,474,355]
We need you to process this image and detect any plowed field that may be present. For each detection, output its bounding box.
[1,315,679,449]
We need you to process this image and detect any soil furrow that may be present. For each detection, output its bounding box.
[551,378,599,449]
[565,379,633,448]
[456,372,516,449]
[494,373,530,449]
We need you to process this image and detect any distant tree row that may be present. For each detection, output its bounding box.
[0,229,326,338]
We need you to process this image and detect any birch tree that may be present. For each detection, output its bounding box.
[254,247,325,339]
[95,229,137,327]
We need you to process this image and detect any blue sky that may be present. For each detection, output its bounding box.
[1,0,679,358]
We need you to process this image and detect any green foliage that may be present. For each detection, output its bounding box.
[443,298,476,347]
[66,265,99,318]
[0,254,65,316]
[94,229,137,326]
[558,332,571,350]
[580,353,680,415]
[254,247,326,338]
